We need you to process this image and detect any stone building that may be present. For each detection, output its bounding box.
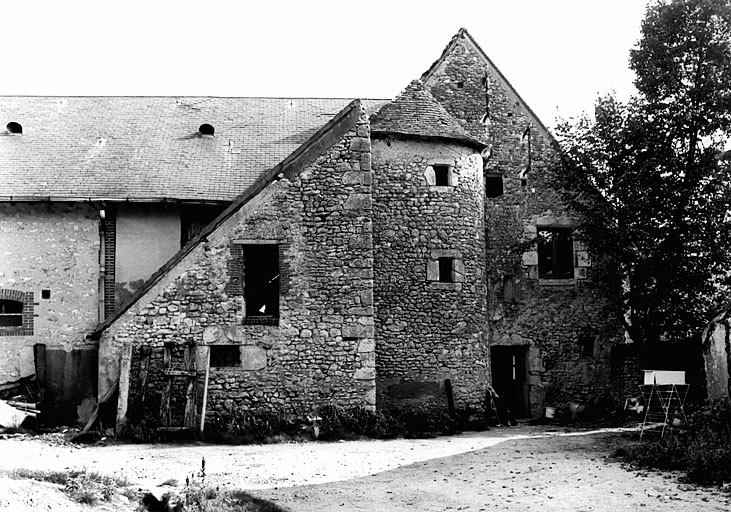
[0,28,627,430]
[420,29,624,417]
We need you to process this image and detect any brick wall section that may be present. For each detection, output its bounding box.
[0,289,35,337]
[0,202,100,383]
[372,138,488,412]
[101,208,116,320]
[100,108,375,429]
[424,33,626,416]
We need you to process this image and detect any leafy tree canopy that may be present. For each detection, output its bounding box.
[552,0,731,344]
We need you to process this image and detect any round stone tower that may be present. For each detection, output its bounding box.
[370,80,489,414]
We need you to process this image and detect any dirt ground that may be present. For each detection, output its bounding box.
[0,425,729,511]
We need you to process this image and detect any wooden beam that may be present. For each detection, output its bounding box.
[82,377,119,433]
[199,346,211,433]
[115,342,133,437]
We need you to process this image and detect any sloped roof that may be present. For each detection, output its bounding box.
[370,80,484,149]
[421,28,555,144]
[0,96,385,202]
[91,100,364,338]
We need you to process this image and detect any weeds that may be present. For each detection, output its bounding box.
[183,457,220,511]
[142,457,288,512]
[205,403,472,444]
[8,467,136,505]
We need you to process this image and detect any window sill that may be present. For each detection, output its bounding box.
[243,316,279,326]
[0,327,32,337]
[431,282,463,291]
[429,185,455,192]
[538,278,575,287]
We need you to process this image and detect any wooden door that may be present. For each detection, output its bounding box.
[491,346,529,417]
[159,341,198,431]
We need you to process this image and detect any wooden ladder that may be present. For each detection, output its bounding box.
[158,341,198,432]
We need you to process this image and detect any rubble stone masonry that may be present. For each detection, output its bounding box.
[372,137,488,412]
[100,108,375,428]
[424,33,625,416]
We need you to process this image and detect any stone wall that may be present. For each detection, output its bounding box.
[0,202,100,384]
[424,32,625,417]
[100,106,375,430]
[372,137,488,412]
[702,315,730,402]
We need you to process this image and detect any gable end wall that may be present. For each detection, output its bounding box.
[100,109,375,432]
[424,35,626,416]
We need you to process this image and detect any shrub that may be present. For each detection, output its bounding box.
[317,404,401,440]
[387,406,458,438]
[205,408,305,444]
[627,398,731,486]
[205,403,476,443]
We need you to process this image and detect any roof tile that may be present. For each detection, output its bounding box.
[370,80,482,147]
[0,97,386,202]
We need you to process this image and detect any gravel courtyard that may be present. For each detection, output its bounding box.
[0,425,729,511]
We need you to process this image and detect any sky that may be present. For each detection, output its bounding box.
[0,0,652,129]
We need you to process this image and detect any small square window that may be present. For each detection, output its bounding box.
[486,174,503,198]
[438,257,454,283]
[433,165,450,186]
[210,345,241,368]
[579,336,596,357]
[41,290,51,300]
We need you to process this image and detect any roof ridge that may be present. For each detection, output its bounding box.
[90,99,364,339]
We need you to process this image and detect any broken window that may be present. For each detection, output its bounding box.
[210,345,241,368]
[433,164,451,186]
[485,174,503,198]
[438,257,454,283]
[0,299,22,327]
[244,244,280,325]
[180,203,227,247]
[537,228,574,279]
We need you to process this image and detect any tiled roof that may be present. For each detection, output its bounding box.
[0,96,386,202]
[370,80,483,148]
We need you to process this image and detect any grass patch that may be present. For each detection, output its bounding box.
[8,467,137,505]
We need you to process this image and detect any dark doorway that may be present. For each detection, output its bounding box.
[491,345,529,417]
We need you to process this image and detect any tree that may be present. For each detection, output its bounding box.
[551,0,731,345]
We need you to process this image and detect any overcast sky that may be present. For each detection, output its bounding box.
[0,0,651,129]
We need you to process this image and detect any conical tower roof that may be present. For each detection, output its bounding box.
[370,80,484,148]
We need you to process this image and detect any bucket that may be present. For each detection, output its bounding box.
[545,406,555,419]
